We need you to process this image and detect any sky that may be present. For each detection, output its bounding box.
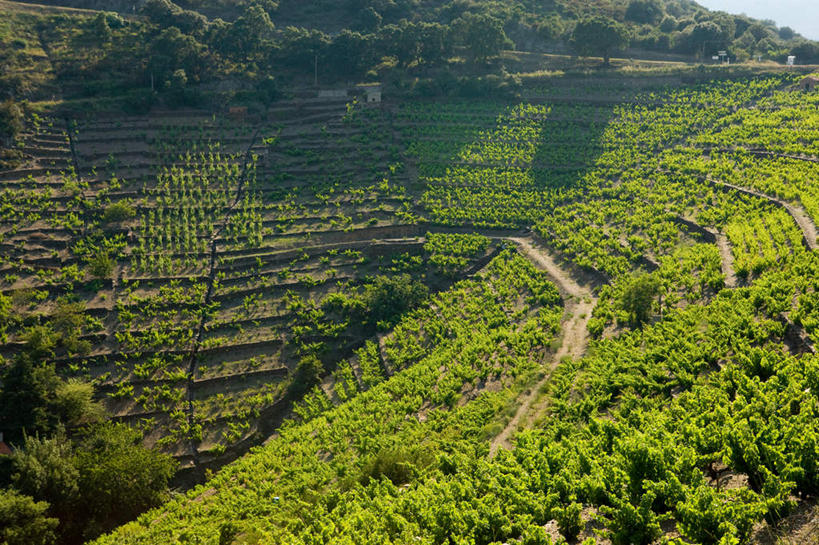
[695,0,819,40]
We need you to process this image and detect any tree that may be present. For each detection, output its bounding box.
[7,424,176,542]
[625,0,663,24]
[142,0,207,35]
[278,27,330,72]
[362,274,428,328]
[54,380,105,428]
[0,489,58,545]
[570,16,630,65]
[147,27,205,86]
[359,6,381,32]
[9,433,80,525]
[102,201,135,223]
[92,12,112,44]
[228,4,275,58]
[619,273,660,328]
[73,423,177,539]
[779,26,796,41]
[255,75,280,106]
[326,30,373,78]
[0,327,60,442]
[791,41,819,64]
[454,13,513,63]
[288,355,323,398]
[0,99,23,147]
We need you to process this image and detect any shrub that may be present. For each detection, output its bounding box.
[361,274,428,329]
[0,489,58,545]
[288,355,323,398]
[0,99,23,146]
[102,201,135,223]
[87,251,114,280]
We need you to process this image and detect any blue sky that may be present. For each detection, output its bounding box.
[696,0,819,40]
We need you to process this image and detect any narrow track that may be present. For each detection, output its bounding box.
[712,231,738,289]
[488,236,596,457]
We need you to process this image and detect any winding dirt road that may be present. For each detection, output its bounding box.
[488,237,596,457]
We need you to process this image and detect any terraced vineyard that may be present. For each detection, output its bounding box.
[6,72,819,543]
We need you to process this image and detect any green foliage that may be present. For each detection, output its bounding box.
[454,13,512,62]
[425,232,491,277]
[0,343,61,442]
[619,272,660,328]
[625,0,663,24]
[87,250,114,280]
[101,201,135,223]
[92,12,112,44]
[555,501,583,540]
[72,423,178,539]
[361,273,429,329]
[0,99,23,145]
[0,489,58,545]
[359,446,431,486]
[6,424,176,543]
[9,432,80,520]
[570,16,630,64]
[288,355,323,399]
[54,380,105,428]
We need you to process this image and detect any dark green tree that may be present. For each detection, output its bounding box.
[0,99,23,147]
[570,16,630,65]
[326,30,373,77]
[791,41,819,63]
[625,0,663,24]
[619,272,660,328]
[454,13,512,63]
[9,433,79,528]
[362,274,428,328]
[0,327,60,442]
[288,354,323,398]
[0,489,58,545]
[779,26,795,40]
[278,27,330,73]
[228,4,275,58]
[73,423,177,539]
[92,12,112,44]
[359,6,381,32]
[147,27,205,86]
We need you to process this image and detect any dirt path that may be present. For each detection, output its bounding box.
[506,237,588,299]
[488,237,596,457]
[713,232,738,289]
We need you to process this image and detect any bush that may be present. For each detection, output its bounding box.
[72,423,177,540]
[87,251,114,280]
[556,502,584,540]
[359,446,431,486]
[288,355,323,398]
[619,272,660,328]
[55,379,105,427]
[0,99,23,146]
[121,89,158,114]
[361,274,428,329]
[0,489,58,545]
[102,201,135,223]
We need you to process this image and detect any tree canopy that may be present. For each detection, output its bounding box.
[570,16,630,65]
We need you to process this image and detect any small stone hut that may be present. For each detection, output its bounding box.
[799,76,819,92]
